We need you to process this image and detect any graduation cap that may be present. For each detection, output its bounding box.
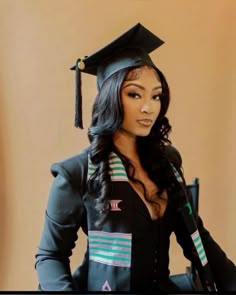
[71,23,164,128]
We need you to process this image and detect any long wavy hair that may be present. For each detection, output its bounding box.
[88,66,178,227]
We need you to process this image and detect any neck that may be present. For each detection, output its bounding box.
[113,129,139,163]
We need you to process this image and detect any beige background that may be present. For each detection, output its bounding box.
[0,0,235,290]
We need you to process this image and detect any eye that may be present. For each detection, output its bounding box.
[153,93,162,101]
[127,92,141,99]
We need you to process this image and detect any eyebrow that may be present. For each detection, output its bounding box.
[122,82,162,91]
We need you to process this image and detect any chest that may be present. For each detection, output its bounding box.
[83,181,175,235]
[129,166,168,221]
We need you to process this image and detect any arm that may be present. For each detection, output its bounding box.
[169,146,236,291]
[35,160,86,291]
[174,208,236,291]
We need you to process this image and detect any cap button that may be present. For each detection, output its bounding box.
[78,60,85,70]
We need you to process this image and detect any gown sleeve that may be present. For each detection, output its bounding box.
[35,152,88,291]
[168,145,236,291]
[174,210,236,291]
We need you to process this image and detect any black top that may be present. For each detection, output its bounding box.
[35,146,236,292]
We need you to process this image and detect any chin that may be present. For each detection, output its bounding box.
[136,130,152,137]
[138,132,151,137]
[120,127,152,138]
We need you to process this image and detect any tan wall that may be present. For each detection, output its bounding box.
[0,0,235,290]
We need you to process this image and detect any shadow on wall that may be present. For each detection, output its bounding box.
[0,83,8,289]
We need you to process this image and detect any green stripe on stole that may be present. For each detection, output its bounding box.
[87,152,129,182]
[88,230,132,267]
[171,162,208,267]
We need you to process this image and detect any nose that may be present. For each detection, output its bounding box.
[140,101,153,114]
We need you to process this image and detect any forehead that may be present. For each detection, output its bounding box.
[125,66,160,82]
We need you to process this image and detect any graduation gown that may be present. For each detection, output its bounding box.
[35,146,236,292]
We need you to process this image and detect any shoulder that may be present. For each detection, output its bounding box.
[45,147,90,225]
[50,146,90,187]
[164,144,183,170]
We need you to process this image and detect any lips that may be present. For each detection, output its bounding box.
[137,119,153,127]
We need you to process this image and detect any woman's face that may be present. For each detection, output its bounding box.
[119,66,162,138]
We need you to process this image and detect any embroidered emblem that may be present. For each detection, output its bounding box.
[109,199,122,211]
[102,280,112,291]
[185,202,192,215]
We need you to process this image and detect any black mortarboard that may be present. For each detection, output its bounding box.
[71,23,164,128]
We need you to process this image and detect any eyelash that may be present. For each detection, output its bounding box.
[128,92,141,99]
[153,94,162,101]
[127,92,162,101]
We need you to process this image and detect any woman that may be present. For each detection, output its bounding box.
[35,23,236,292]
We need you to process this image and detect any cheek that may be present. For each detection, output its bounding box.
[122,100,137,116]
[122,105,138,127]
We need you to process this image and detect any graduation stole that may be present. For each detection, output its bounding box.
[88,151,217,291]
[171,164,217,291]
[88,152,129,182]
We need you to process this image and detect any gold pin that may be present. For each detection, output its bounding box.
[78,59,85,70]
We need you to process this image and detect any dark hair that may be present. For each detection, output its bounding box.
[88,66,177,227]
